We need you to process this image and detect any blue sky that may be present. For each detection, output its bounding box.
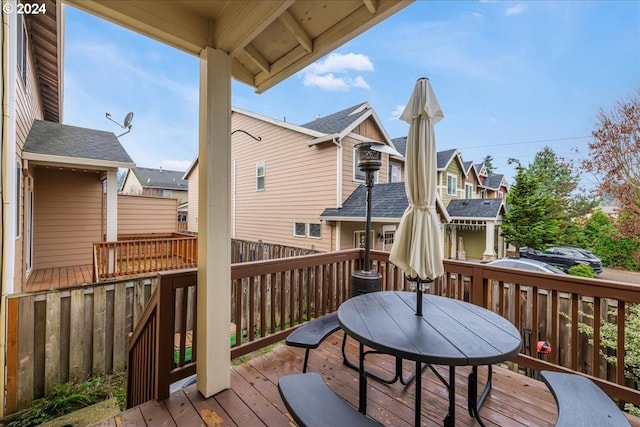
[62,1,639,187]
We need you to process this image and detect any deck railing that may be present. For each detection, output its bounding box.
[127,269,196,407]
[93,234,197,281]
[126,249,640,409]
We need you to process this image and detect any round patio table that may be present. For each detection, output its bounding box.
[337,291,521,427]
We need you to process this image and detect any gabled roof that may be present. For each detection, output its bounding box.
[301,102,394,147]
[475,163,488,177]
[320,182,450,222]
[447,198,505,220]
[128,167,188,190]
[391,136,407,158]
[437,148,467,177]
[23,120,135,169]
[480,174,507,190]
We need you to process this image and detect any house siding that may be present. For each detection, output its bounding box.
[32,168,103,269]
[121,173,143,195]
[117,195,178,234]
[231,112,336,252]
[441,161,464,206]
[187,163,198,233]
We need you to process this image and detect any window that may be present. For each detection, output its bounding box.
[17,15,27,85]
[308,223,321,238]
[389,164,401,183]
[465,183,473,199]
[497,191,504,199]
[293,222,306,237]
[446,174,457,196]
[353,148,378,183]
[256,162,265,190]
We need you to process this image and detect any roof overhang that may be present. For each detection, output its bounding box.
[23,152,136,170]
[63,0,414,94]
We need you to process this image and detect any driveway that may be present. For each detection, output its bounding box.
[599,268,640,285]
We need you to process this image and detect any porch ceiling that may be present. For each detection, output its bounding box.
[62,0,413,93]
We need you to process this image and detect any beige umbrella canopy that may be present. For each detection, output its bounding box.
[389,78,444,315]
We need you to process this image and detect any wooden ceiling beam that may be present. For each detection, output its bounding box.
[278,10,312,53]
[244,44,271,74]
[363,0,377,14]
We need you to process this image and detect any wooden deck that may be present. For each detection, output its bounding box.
[89,333,640,427]
[24,264,94,292]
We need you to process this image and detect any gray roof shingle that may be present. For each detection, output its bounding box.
[24,120,134,164]
[300,102,369,134]
[447,198,504,218]
[481,174,505,190]
[391,136,407,157]
[320,182,408,219]
[131,167,187,190]
[437,148,457,169]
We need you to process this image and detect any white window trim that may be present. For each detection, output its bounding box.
[256,162,265,191]
[465,183,473,199]
[447,173,458,196]
[308,222,321,239]
[15,161,21,238]
[293,221,306,237]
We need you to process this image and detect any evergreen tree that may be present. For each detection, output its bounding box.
[501,160,560,250]
[482,155,495,175]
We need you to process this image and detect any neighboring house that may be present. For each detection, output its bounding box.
[320,182,451,252]
[3,3,136,294]
[121,166,188,205]
[185,102,401,251]
[121,166,188,229]
[479,173,508,199]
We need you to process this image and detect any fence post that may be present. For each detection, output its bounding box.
[155,275,174,401]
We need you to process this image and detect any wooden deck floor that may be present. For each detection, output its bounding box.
[89,334,640,427]
[24,264,94,292]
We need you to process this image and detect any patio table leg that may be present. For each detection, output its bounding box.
[358,342,367,414]
[444,367,456,427]
[467,365,492,427]
[415,360,422,427]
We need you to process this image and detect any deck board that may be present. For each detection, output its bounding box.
[89,332,640,427]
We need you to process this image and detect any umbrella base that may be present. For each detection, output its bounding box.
[351,270,382,297]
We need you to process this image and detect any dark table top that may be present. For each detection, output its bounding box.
[337,291,521,366]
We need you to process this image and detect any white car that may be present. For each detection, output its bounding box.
[486,258,567,274]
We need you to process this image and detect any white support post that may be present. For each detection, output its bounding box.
[196,47,232,397]
[483,221,497,261]
[105,169,118,273]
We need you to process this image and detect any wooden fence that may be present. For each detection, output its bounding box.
[5,276,157,414]
[231,239,318,263]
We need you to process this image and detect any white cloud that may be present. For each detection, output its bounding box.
[301,52,374,91]
[390,105,405,120]
[306,52,374,74]
[506,4,527,16]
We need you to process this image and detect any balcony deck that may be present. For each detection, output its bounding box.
[25,264,94,292]
[90,334,640,427]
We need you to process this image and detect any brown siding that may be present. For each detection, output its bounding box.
[117,195,178,235]
[231,112,336,252]
[33,168,103,269]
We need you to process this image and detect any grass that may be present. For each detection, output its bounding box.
[7,371,127,427]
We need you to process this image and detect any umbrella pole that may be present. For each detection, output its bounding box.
[411,278,433,316]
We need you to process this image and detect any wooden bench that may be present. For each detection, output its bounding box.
[285,313,341,372]
[278,372,383,427]
[540,371,631,427]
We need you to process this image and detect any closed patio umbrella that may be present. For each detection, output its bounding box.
[389,77,444,316]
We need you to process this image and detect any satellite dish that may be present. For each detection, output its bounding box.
[105,111,134,137]
[123,112,134,129]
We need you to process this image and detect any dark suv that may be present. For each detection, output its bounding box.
[519,246,603,275]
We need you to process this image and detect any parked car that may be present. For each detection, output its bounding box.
[519,246,603,275]
[486,257,567,274]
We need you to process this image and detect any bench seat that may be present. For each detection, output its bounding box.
[278,372,383,427]
[540,371,630,427]
[285,313,341,372]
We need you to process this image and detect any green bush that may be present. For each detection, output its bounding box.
[568,263,595,277]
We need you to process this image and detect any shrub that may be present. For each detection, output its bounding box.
[568,263,595,277]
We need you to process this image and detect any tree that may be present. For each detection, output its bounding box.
[482,155,495,175]
[583,89,640,241]
[501,160,560,250]
[527,146,596,244]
